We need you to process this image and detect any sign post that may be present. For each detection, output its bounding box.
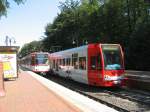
[0,61,5,97]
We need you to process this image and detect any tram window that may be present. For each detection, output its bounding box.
[53,60,55,68]
[73,58,78,69]
[97,54,102,70]
[79,57,86,70]
[102,45,122,70]
[28,58,31,65]
[69,58,71,65]
[66,58,68,65]
[66,58,71,66]
[72,53,78,69]
[56,59,59,71]
[59,59,62,65]
[56,59,59,65]
[59,59,61,65]
[63,59,65,66]
[90,56,96,70]
[60,59,62,65]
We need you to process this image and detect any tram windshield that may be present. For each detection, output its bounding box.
[102,45,123,70]
[35,54,49,64]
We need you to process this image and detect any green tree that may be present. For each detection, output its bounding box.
[19,41,42,58]
[44,0,80,51]
[0,0,24,17]
[128,21,150,70]
[43,0,150,70]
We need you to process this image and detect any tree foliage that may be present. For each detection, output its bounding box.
[19,41,42,58]
[20,0,150,70]
[128,21,150,70]
[0,0,24,17]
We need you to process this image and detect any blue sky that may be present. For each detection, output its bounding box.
[0,0,65,47]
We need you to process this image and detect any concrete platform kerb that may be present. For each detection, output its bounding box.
[28,71,118,112]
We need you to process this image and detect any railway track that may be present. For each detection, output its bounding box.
[75,89,129,112]
[75,89,150,112]
[105,88,150,106]
[39,73,150,112]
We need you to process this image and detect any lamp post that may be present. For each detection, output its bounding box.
[72,39,79,47]
[5,36,16,46]
[5,36,9,46]
[82,39,88,45]
[73,39,88,47]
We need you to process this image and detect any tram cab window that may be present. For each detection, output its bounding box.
[79,57,86,70]
[102,45,122,70]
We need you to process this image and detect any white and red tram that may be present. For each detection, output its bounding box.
[21,52,50,74]
[49,43,125,87]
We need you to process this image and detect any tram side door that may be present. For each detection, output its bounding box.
[88,44,102,86]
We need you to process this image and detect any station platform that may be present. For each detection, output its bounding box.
[0,70,118,112]
[124,70,150,91]
[125,70,150,80]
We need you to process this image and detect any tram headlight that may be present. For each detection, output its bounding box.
[113,80,121,84]
[104,75,111,81]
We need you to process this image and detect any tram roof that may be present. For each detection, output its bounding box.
[50,43,121,54]
[50,45,88,55]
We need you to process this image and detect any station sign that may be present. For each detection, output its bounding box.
[0,46,19,79]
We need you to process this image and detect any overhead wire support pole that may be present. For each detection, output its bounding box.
[5,36,16,46]
[5,36,9,46]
